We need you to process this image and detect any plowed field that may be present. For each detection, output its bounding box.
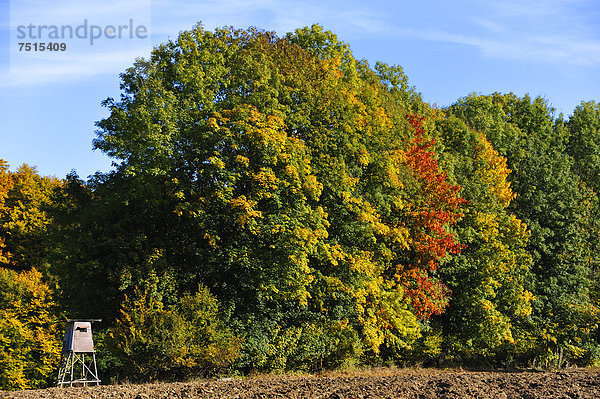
[2,368,599,398]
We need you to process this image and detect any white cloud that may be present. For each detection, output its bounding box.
[149,0,376,37]
[11,0,151,25]
[353,0,600,67]
[472,18,505,34]
[2,48,151,87]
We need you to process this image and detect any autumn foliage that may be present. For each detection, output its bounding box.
[0,267,60,390]
[398,115,467,319]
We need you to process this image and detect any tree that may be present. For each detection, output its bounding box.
[396,115,467,321]
[448,93,599,365]
[0,161,62,272]
[567,101,600,364]
[0,267,60,390]
[71,24,467,373]
[432,115,534,364]
[0,161,63,389]
[568,101,600,191]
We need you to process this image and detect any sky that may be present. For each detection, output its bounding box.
[0,0,599,178]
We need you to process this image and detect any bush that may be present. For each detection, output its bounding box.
[235,318,363,372]
[107,283,241,381]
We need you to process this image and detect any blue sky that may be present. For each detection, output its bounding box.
[1,0,599,178]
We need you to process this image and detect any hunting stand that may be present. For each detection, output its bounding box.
[56,319,101,387]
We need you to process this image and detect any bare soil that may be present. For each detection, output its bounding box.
[2,368,599,398]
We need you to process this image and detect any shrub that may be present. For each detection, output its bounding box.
[107,283,241,381]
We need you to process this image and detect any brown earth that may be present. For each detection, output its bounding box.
[2,368,599,399]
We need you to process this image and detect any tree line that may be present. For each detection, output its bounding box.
[1,24,600,389]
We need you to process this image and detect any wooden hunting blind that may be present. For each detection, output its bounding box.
[56,319,101,387]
